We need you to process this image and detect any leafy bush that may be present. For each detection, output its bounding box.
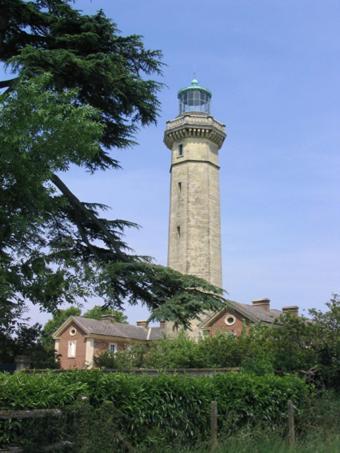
[94,344,150,369]
[142,334,207,368]
[95,330,274,373]
[0,370,310,449]
[0,372,88,409]
[95,296,340,390]
[104,333,252,370]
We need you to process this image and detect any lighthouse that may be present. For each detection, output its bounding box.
[164,79,226,338]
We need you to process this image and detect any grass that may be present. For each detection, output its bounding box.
[176,431,340,453]
[214,432,340,453]
[178,390,340,453]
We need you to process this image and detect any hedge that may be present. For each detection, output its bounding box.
[0,371,310,449]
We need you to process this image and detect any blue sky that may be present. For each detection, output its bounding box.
[3,0,340,324]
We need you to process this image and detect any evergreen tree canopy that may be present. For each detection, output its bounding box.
[0,1,224,334]
[0,0,162,154]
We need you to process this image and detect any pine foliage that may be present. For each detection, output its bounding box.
[0,1,223,333]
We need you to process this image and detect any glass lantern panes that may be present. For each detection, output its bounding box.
[178,80,211,115]
[179,90,210,114]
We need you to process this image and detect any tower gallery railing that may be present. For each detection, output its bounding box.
[165,113,225,133]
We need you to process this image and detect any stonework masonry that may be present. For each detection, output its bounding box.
[164,112,226,338]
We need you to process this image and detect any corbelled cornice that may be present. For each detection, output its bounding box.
[164,113,226,149]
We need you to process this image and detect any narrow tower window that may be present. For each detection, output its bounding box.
[178,144,183,157]
[178,182,182,192]
[177,226,181,237]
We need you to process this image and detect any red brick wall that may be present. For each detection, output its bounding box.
[208,311,249,337]
[93,339,128,358]
[58,322,87,369]
[57,322,135,369]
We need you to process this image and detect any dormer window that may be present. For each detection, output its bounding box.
[178,144,183,157]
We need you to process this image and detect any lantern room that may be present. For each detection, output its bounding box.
[178,78,211,115]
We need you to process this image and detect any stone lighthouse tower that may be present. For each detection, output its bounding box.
[164,79,226,337]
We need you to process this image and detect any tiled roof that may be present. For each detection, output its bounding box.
[73,317,149,340]
[54,316,164,341]
[53,316,164,340]
[239,304,282,323]
[200,299,283,328]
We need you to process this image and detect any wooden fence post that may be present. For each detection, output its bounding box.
[287,399,295,446]
[210,400,218,451]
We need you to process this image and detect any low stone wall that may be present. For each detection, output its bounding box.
[103,367,240,376]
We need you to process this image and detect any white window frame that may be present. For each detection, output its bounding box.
[68,340,77,358]
[224,314,236,326]
[108,343,118,354]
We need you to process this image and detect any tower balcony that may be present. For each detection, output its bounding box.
[164,113,226,149]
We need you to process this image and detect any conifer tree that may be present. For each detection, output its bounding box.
[0,0,223,333]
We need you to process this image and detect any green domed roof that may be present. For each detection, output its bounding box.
[177,78,212,98]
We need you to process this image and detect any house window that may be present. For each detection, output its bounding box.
[68,340,77,358]
[177,225,181,237]
[178,144,183,157]
[224,314,236,326]
[108,343,117,354]
[69,327,77,336]
[178,182,182,192]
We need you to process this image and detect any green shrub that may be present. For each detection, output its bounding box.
[98,343,150,370]
[0,371,310,449]
[105,333,252,370]
[0,372,88,409]
[94,351,116,368]
[183,391,340,453]
[241,353,274,376]
[143,334,206,368]
[93,296,340,391]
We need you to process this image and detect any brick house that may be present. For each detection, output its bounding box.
[53,299,298,369]
[199,299,299,337]
[53,316,164,369]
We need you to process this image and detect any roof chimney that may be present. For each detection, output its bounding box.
[252,298,270,312]
[100,314,117,323]
[282,306,299,316]
[136,320,149,329]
